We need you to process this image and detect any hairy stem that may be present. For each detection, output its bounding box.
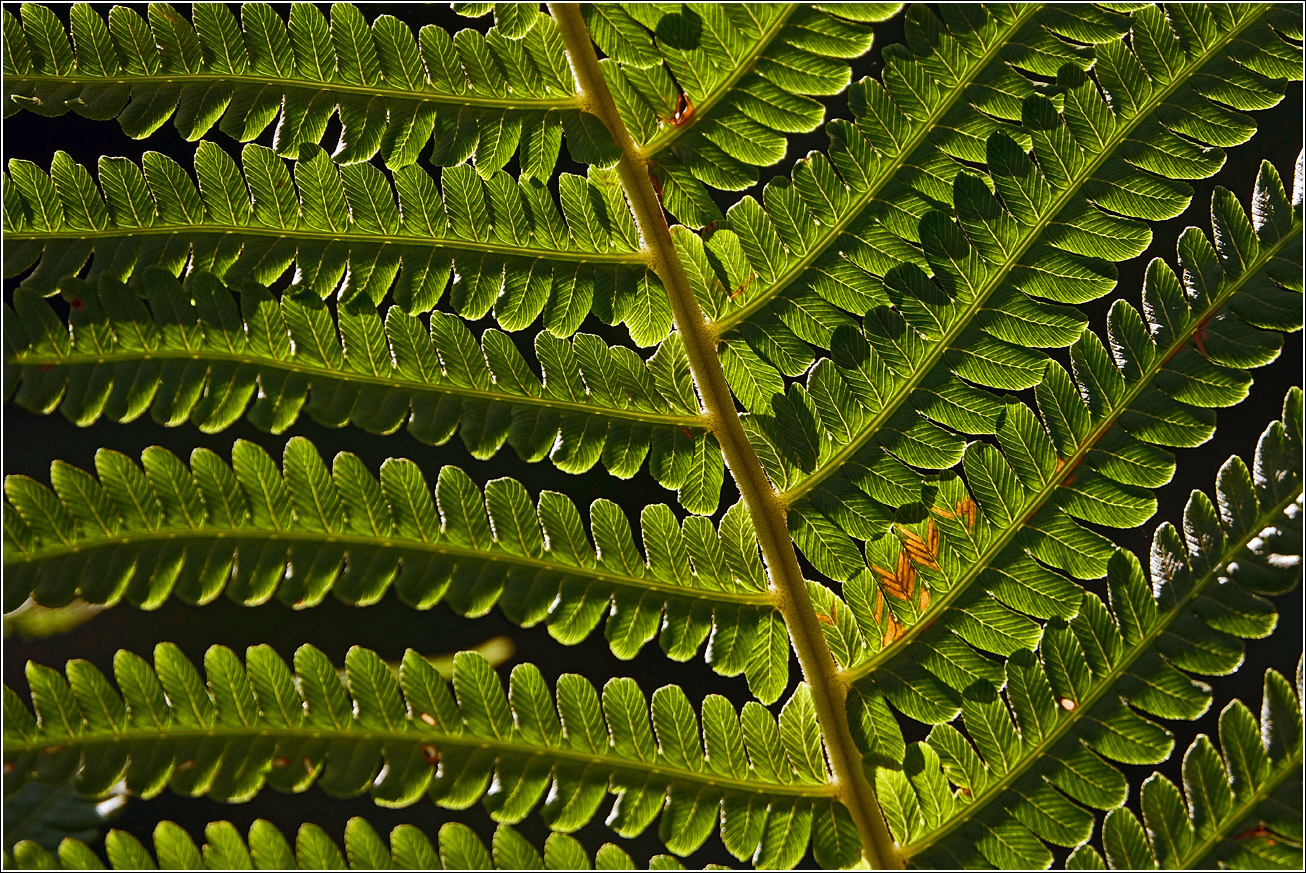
[548,5,901,868]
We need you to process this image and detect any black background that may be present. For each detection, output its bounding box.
[3,4,1303,869]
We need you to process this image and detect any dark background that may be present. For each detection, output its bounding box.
[3,4,1302,868]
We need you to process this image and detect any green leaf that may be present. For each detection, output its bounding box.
[5,649,831,861]
[2,147,673,343]
[3,441,785,695]
[874,392,1304,868]
[6,270,712,498]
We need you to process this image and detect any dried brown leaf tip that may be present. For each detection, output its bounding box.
[1054,455,1082,485]
[871,551,915,602]
[880,614,906,648]
[894,522,940,571]
[931,496,979,530]
[956,496,978,529]
[1233,826,1277,845]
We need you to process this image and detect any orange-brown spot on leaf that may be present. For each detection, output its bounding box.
[872,560,912,601]
[421,745,440,765]
[420,712,437,727]
[881,615,906,647]
[1194,319,1210,356]
[648,169,664,201]
[1059,698,1077,711]
[729,273,756,300]
[895,525,939,571]
[956,497,978,530]
[666,92,695,126]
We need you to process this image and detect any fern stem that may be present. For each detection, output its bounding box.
[5,226,645,265]
[8,72,578,110]
[6,725,832,799]
[2,527,774,606]
[5,348,706,428]
[548,5,902,868]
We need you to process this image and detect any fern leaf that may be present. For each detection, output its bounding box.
[753,88,1302,533]
[4,3,904,230]
[702,2,1126,336]
[2,438,787,698]
[1066,662,1303,871]
[594,3,900,227]
[712,2,1301,508]
[869,388,1302,868]
[712,3,1299,357]
[787,155,1300,688]
[3,267,722,504]
[385,2,903,229]
[1,4,599,177]
[9,816,699,870]
[755,159,1304,717]
[4,646,844,865]
[0,145,686,343]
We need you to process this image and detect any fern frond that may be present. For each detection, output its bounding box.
[1,144,683,343]
[10,816,697,870]
[866,388,1302,868]
[0,3,610,178]
[711,3,1299,356]
[4,267,721,507]
[781,157,1301,693]
[4,646,850,866]
[2,437,788,698]
[589,3,901,227]
[1066,662,1303,871]
[591,4,1133,227]
[752,73,1303,531]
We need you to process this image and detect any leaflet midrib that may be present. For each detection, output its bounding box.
[8,224,645,265]
[900,483,1304,860]
[781,6,1267,505]
[10,71,577,109]
[4,723,828,799]
[711,5,1043,334]
[9,346,704,427]
[3,526,774,606]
